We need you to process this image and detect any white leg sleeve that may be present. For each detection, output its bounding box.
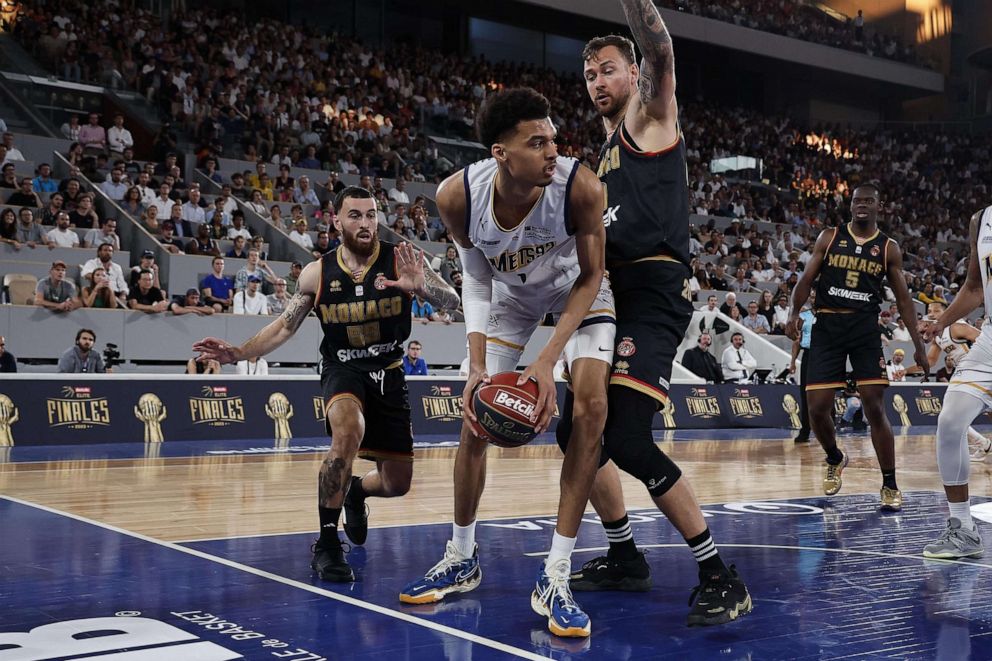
[937,390,989,486]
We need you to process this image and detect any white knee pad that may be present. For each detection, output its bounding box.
[937,391,988,486]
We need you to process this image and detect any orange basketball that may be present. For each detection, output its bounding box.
[469,372,540,448]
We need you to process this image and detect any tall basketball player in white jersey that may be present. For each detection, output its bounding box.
[922,207,992,559]
[911,302,991,461]
[400,88,615,638]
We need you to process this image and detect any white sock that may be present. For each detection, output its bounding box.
[546,531,577,571]
[452,521,477,558]
[967,427,990,450]
[949,500,974,530]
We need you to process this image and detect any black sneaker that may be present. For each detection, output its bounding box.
[793,432,810,443]
[310,540,354,582]
[569,552,652,592]
[687,564,752,626]
[343,476,369,545]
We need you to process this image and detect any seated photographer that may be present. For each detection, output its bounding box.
[57,328,109,373]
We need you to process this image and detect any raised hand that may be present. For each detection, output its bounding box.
[380,242,426,295]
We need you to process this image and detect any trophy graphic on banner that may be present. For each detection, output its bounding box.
[266,392,294,442]
[892,394,911,428]
[134,393,167,443]
[660,397,676,428]
[0,394,18,446]
[782,394,802,429]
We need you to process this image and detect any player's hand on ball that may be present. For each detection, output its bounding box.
[462,366,491,424]
[518,359,555,434]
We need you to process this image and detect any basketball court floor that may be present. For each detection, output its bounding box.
[3,428,992,660]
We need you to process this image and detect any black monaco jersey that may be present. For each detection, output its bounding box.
[597,120,691,268]
[316,240,412,371]
[815,223,890,314]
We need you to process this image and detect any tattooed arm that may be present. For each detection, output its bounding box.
[418,262,461,311]
[384,241,461,311]
[192,261,319,364]
[620,0,677,121]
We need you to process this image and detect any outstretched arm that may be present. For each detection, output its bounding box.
[620,0,676,119]
[194,261,318,363]
[381,242,460,311]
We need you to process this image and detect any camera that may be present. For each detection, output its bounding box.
[103,343,122,368]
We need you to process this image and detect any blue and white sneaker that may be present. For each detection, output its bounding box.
[399,541,481,604]
[530,558,591,638]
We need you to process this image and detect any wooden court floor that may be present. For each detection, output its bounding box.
[1,431,986,543]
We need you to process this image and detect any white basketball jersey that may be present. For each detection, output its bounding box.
[465,156,580,290]
[977,206,992,340]
[935,319,971,365]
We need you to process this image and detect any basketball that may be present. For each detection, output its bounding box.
[470,372,541,447]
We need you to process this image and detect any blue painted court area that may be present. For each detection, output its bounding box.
[6,493,992,659]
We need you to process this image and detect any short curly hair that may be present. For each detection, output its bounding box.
[476,88,551,150]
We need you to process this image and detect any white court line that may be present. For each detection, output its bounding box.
[0,495,549,661]
[524,543,992,570]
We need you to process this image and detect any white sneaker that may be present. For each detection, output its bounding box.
[970,435,992,462]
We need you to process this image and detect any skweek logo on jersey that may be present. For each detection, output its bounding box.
[189,386,245,426]
[336,340,398,363]
[729,388,763,419]
[826,286,872,302]
[685,387,721,419]
[914,388,942,417]
[422,385,463,422]
[0,616,243,660]
[47,385,111,429]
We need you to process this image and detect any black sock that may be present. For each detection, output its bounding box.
[881,469,897,490]
[318,506,342,547]
[603,515,638,561]
[825,446,845,465]
[348,475,367,502]
[686,528,727,576]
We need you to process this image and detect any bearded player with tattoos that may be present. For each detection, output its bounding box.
[194,186,458,582]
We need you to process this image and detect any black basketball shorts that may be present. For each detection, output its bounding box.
[320,362,414,462]
[608,258,693,408]
[806,312,888,391]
